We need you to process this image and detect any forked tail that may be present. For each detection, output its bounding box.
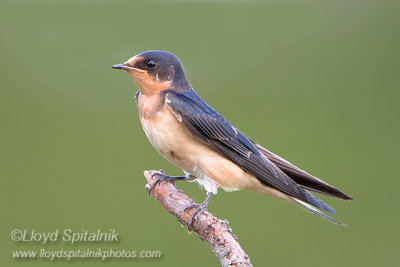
[292,198,347,226]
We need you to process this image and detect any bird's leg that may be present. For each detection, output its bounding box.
[148,170,194,195]
[185,192,213,232]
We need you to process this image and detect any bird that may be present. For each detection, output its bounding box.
[111,50,352,227]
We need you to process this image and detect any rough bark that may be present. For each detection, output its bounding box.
[144,170,252,267]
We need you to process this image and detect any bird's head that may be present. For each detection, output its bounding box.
[111,50,190,95]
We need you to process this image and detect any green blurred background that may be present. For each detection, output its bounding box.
[1,0,399,266]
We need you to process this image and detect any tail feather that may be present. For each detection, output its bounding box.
[253,141,353,200]
[293,198,347,226]
[303,189,336,215]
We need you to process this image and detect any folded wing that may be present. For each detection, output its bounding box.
[253,142,352,200]
[165,89,337,215]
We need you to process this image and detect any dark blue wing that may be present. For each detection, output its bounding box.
[165,90,335,214]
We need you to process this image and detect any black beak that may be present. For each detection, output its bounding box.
[111,63,128,70]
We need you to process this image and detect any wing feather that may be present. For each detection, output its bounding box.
[253,142,353,200]
[165,90,336,214]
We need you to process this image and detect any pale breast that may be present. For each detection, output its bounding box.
[140,103,201,173]
[139,106,246,193]
[137,94,290,198]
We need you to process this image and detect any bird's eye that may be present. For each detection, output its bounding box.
[145,60,156,69]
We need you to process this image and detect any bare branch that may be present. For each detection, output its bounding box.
[144,170,253,267]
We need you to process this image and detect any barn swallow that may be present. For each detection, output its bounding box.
[111,50,352,227]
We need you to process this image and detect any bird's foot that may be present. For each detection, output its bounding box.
[184,192,213,232]
[148,170,189,195]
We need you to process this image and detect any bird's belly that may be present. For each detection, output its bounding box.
[140,110,199,173]
[140,109,267,194]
